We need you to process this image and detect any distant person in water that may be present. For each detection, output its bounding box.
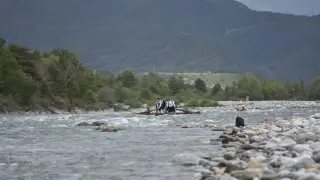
[166,98,176,113]
[235,115,245,127]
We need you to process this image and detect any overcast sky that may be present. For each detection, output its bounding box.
[236,0,320,16]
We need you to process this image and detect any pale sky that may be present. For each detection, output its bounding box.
[236,0,320,16]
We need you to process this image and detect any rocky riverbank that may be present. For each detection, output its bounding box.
[172,113,320,180]
[218,101,320,110]
[0,102,132,115]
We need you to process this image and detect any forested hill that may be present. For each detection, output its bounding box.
[1,0,320,82]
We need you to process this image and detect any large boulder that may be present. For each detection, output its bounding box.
[113,103,131,112]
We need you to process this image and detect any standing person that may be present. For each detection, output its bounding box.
[166,98,176,113]
[158,99,167,113]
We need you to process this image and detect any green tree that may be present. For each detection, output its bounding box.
[117,69,137,88]
[211,83,222,96]
[284,81,299,99]
[0,36,6,48]
[157,82,170,96]
[168,75,185,94]
[139,88,152,100]
[0,47,26,95]
[194,78,207,93]
[308,77,320,100]
[235,76,263,100]
[263,80,289,100]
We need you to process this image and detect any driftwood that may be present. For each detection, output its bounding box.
[135,108,200,115]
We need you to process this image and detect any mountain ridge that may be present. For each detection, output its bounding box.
[1,0,319,82]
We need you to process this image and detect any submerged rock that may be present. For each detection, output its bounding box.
[96,125,122,132]
[90,121,107,126]
[76,122,90,126]
[101,126,121,132]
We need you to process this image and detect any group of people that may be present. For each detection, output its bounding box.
[155,98,176,113]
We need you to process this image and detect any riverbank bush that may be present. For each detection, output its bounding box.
[1,36,319,113]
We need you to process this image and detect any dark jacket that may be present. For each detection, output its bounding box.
[235,116,245,127]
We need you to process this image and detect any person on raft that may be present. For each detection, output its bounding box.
[156,98,166,113]
[155,98,162,113]
[166,98,176,113]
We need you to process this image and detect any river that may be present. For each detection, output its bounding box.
[0,104,319,180]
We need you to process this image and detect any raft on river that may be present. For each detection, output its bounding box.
[135,108,201,116]
[236,107,248,112]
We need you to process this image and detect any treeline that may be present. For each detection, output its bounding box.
[216,76,320,101]
[0,37,319,113]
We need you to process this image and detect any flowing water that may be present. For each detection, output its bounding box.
[0,107,319,180]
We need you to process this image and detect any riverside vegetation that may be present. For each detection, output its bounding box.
[1,37,320,113]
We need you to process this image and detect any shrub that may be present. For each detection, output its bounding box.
[186,99,199,107]
[124,99,142,108]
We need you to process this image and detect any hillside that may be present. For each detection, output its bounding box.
[152,72,241,88]
[1,0,320,82]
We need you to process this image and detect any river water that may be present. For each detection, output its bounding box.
[0,106,319,180]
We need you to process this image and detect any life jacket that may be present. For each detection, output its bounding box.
[168,101,175,107]
[156,100,162,109]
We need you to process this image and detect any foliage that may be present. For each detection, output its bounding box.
[0,37,319,112]
[211,83,222,96]
[194,78,207,93]
[168,75,185,95]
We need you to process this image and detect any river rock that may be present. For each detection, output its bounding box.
[231,169,262,180]
[264,117,276,124]
[240,144,257,150]
[200,176,219,180]
[295,133,319,143]
[219,174,238,180]
[223,153,235,160]
[101,126,121,132]
[140,104,148,108]
[293,144,313,154]
[113,103,131,112]
[223,160,247,173]
[279,138,297,149]
[267,131,278,138]
[312,113,320,119]
[270,125,283,132]
[212,128,226,131]
[289,156,318,170]
[294,172,320,180]
[172,153,201,166]
[90,121,108,126]
[312,152,320,163]
[77,122,90,126]
[291,119,304,127]
[193,166,213,176]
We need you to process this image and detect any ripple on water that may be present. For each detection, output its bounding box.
[0,107,318,180]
